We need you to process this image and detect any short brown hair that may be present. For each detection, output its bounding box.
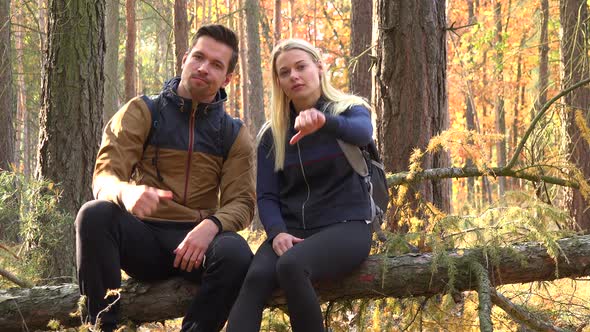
[190,24,239,74]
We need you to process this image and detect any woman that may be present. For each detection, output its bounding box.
[226,39,374,332]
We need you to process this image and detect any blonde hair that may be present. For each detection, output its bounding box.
[261,38,370,171]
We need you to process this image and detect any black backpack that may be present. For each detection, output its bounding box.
[337,139,389,241]
[140,95,239,181]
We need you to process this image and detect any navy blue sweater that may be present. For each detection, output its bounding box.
[257,99,374,240]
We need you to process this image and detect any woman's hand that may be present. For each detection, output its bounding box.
[272,232,304,256]
[290,108,326,145]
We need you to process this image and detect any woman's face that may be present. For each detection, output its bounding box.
[275,49,322,108]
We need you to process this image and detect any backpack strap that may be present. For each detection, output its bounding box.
[140,95,163,181]
[336,139,369,177]
[337,138,387,242]
[221,115,242,162]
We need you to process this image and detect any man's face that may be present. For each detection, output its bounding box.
[178,35,233,103]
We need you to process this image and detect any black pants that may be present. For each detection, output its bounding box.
[226,220,372,332]
[75,200,253,332]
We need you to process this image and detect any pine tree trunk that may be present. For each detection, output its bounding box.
[372,0,451,230]
[288,0,294,38]
[560,0,590,231]
[14,5,30,176]
[274,0,281,43]
[36,0,105,279]
[244,0,265,137]
[465,0,477,204]
[4,234,590,331]
[124,0,136,101]
[38,0,47,50]
[0,0,15,171]
[494,1,507,197]
[238,0,248,122]
[103,0,120,122]
[349,0,372,100]
[537,0,550,111]
[174,0,189,76]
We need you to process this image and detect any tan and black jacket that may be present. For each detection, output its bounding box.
[93,77,255,232]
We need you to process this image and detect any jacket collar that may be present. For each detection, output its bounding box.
[161,77,227,114]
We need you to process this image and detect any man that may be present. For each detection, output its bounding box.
[75,24,255,332]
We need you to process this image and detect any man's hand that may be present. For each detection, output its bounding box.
[173,219,219,272]
[272,232,304,256]
[289,108,326,145]
[119,184,173,218]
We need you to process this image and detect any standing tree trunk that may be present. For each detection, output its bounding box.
[193,0,204,31]
[36,0,105,278]
[560,0,590,231]
[238,0,248,122]
[274,0,281,43]
[464,0,477,205]
[288,0,294,38]
[14,5,31,176]
[174,0,189,76]
[372,0,451,230]
[0,0,15,171]
[38,0,47,50]
[537,0,550,111]
[104,0,120,122]
[124,0,136,101]
[493,1,507,197]
[244,0,265,137]
[349,0,372,100]
[511,35,526,191]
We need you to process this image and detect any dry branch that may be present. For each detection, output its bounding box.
[2,235,590,331]
[388,166,579,189]
[490,289,569,332]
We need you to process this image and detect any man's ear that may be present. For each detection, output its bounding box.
[222,72,234,88]
[180,52,189,69]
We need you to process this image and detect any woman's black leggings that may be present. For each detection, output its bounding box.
[226,220,372,332]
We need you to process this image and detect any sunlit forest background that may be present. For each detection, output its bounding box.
[3,0,590,331]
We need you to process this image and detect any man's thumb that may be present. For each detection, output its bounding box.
[156,189,173,199]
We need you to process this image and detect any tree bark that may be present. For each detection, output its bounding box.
[349,0,372,100]
[4,234,590,331]
[537,0,550,111]
[244,0,265,137]
[103,0,120,122]
[274,0,281,43]
[174,0,189,76]
[494,1,507,197]
[0,0,15,171]
[560,0,590,231]
[14,5,30,176]
[238,0,248,121]
[465,0,477,204]
[372,0,451,229]
[288,0,294,38]
[124,0,136,101]
[36,0,105,278]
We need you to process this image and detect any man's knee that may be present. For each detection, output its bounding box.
[208,232,252,275]
[75,200,120,238]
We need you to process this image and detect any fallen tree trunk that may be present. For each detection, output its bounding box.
[2,235,590,331]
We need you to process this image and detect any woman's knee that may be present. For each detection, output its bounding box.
[276,252,306,281]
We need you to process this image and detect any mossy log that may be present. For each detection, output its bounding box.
[2,235,590,331]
